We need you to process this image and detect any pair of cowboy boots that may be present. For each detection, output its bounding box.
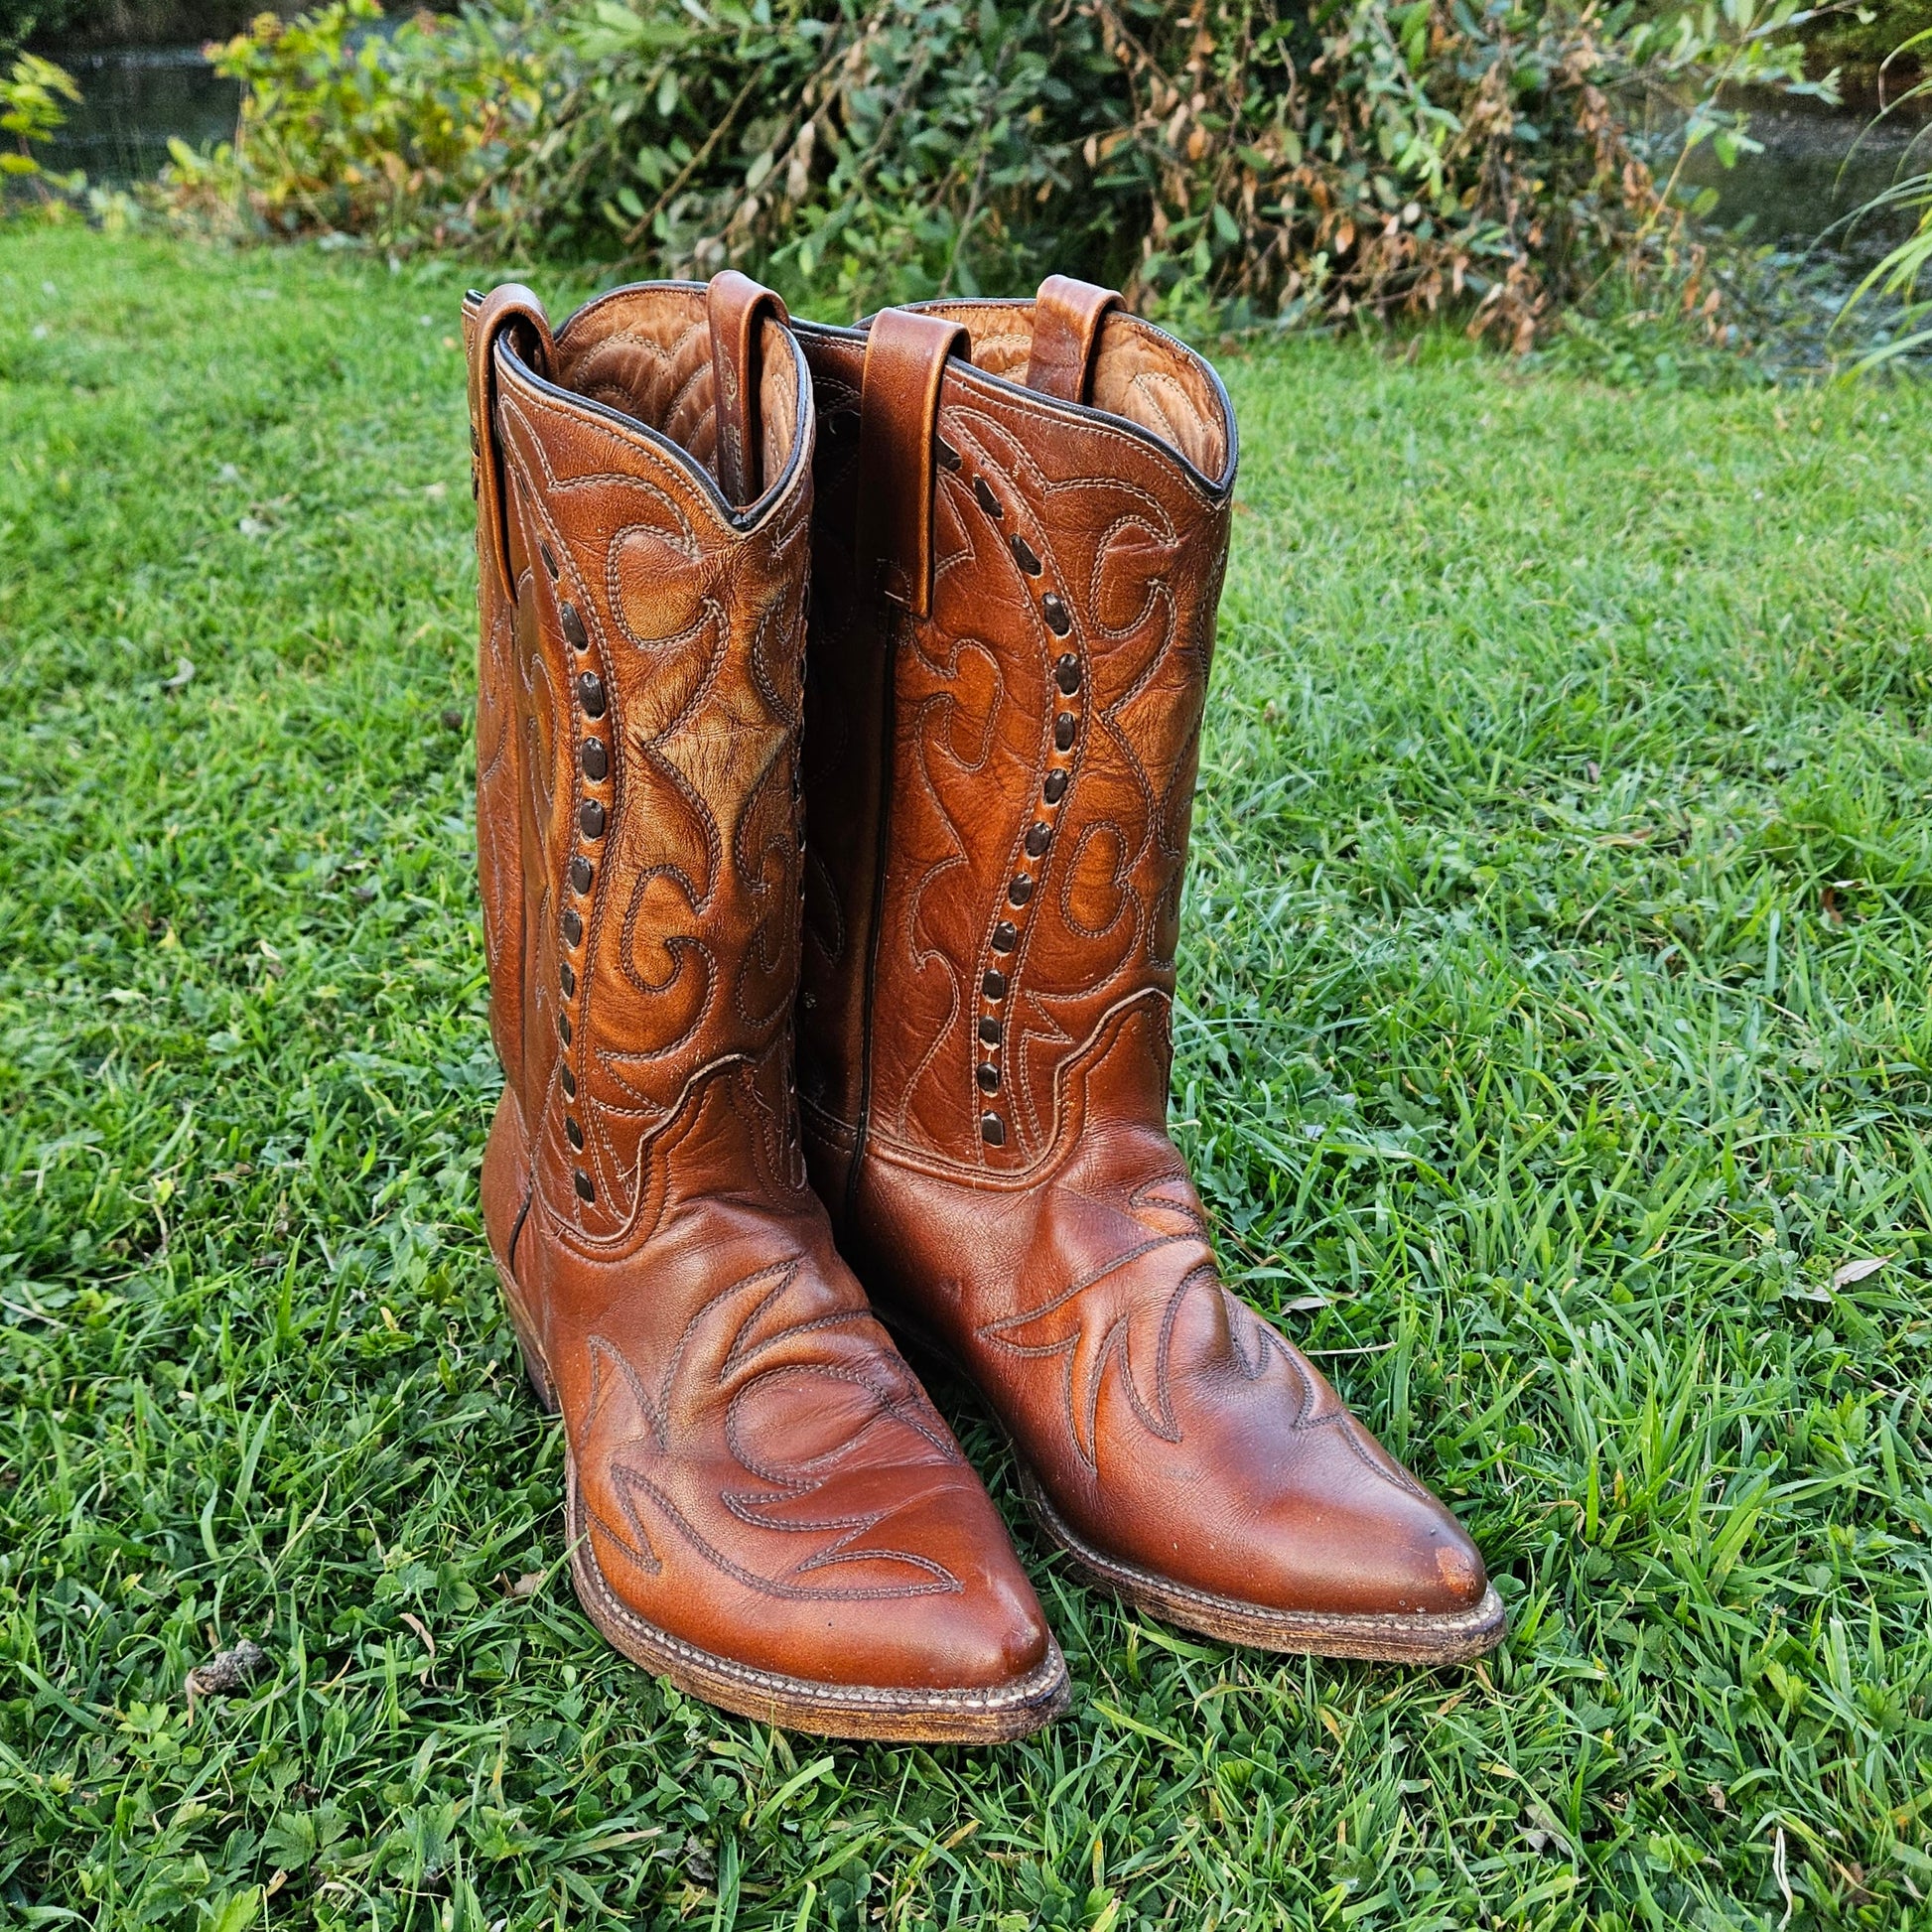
[464,271,1504,1743]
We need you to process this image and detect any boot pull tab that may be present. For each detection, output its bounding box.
[706,270,790,509]
[856,310,970,619]
[464,284,557,607]
[1024,275,1123,404]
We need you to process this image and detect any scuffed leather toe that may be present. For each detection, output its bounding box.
[1236,1415,1490,1619]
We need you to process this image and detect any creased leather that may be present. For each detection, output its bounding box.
[1025,275,1122,403]
[467,280,1055,1705]
[856,311,970,617]
[796,284,1494,1627]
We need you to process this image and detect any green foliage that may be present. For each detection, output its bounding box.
[519,0,1120,313]
[9,226,1932,1929]
[164,0,542,246]
[1808,0,1932,92]
[1838,25,1932,368]
[154,0,1825,341]
[0,50,83,207]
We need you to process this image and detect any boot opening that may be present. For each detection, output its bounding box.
[898,299,1231,484]
[545,286,803,509]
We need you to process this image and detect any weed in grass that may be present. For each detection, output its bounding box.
[3,231,1932,1929]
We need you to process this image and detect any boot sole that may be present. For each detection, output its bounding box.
[1017,1465,1507,1664]
[879,1308,1508,1666]
[490,1249,1072,1742]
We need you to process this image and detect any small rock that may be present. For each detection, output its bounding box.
[187,1638,268,1702]
[441,708,466,732]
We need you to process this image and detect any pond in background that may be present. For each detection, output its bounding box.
[1682,95,1930,275]
[41,45,238,187]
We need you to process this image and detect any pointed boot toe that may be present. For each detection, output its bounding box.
[555,1268,1070,1738]
[995,1243,1506,1664]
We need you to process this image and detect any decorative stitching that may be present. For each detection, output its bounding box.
[577,1257,968,1601]
[569,1470,1071,1713]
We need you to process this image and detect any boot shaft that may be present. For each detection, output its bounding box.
[794,292,1237,1188]
[465,278,814,1249]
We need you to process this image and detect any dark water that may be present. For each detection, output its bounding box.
[40,46,239,187]
[1682,97,1930,274]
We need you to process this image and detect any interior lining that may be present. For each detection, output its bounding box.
[547,288,801,503]
[908,299,1232,483]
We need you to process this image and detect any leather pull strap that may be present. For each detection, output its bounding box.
[464,283,556,606]
[856,310,970,618]
[706,269,789,507]
[1025,274,1123,404]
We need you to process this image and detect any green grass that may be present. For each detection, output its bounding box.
[3,226,1932,1932]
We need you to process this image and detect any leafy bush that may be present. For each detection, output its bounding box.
[156,0,1825,343]
[1807,0,1931,96]
[164,0,539,245]
[1838,22,1932,369]
[1,51,83,209]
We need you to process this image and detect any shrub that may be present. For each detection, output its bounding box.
[155,0,1826,344]
[164,0,540,246]
[1838,22,1931,370]
[1,50,84,212]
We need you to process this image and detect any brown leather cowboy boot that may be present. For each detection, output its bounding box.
[793,279,1504,1663]
[465,274,1068,1738]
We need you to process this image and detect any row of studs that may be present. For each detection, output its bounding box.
[935,436,1085,1151]
[539,537,611,1205]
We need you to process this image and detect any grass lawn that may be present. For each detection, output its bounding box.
[3,226,1932,1932]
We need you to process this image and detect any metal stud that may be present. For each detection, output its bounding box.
[559,1012,571,1044]
[979,1017,1003,1044]
[580,800,606,839]
[982,969,1008,999]
[1010,533,1041,575]
[566,1116,585,1151]
[1055,652,1081,694]
[1043,769,1068,804]
[540,542,559,578]
[973,477,1003,519]
[582,739,607,781]
[578,672,606,717]
[991,920,1017,953]
[574,1170,595,1201]
[1054,713,1075,751]
[563,906,584,946]
[981,1113,1006,1147]
[935,435,961,471]
[560,960,576,998]
[977,1063,1000,1093]
[1026,820,1050,857]
[561,1063,576,1097]
[1042,595,1071,636]
[570,856,593,894]
[561,603,589,651]
[1010,874,1034,905]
